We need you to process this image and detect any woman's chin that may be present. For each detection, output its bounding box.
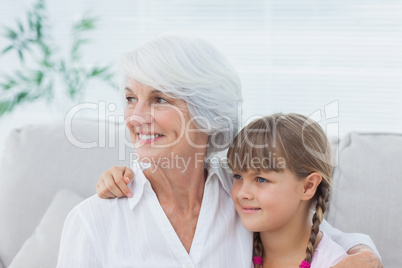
[134,149,165,164]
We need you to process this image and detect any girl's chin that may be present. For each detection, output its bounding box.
[239,220,266,233]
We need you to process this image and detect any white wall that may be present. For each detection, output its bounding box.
[1,0,402,158]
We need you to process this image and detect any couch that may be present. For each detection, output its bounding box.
[0,119,400,267]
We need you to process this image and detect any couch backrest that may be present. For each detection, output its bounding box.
[1,122,400,267]
[0,119,133,267]
[328,132,402,268]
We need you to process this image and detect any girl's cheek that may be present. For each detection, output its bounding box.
[231,183,240,203]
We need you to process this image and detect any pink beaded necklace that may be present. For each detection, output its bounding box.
[252,256,311,268]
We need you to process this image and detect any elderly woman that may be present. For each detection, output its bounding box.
[58,34,381,267]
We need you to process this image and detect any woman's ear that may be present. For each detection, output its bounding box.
[301,172,322,201]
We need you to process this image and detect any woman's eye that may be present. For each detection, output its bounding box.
[156,97,167,104]
[233,174,242,180]
[126,97,137,104]
[257,177,269,183]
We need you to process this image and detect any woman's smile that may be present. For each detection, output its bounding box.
[137,133,165,144]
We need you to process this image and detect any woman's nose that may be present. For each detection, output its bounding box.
[126,102,154,127]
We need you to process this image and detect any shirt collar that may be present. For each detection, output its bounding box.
[128,162,152,210]
[128,151,234,209]
[205,150,233,196]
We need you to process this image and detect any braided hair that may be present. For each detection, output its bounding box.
[253,232,264,268]
[305,184,330,263]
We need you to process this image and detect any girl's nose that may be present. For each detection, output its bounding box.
[237,183,254,200]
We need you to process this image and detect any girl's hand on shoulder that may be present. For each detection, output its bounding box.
[331,245,383,268]
[96,166,134,199]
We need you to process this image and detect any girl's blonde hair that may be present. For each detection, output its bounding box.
[227,113,333,265]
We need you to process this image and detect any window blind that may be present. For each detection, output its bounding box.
[1,0,401,139]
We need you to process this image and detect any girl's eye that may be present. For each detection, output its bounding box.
[257,177,269,183]
[233,174,242,180]
[156,97,167,104]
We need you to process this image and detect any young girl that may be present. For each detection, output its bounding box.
[227,113,346,267]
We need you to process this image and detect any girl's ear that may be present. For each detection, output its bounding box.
[301,172,322,201]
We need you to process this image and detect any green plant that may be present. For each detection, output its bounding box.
[0,0,114,116]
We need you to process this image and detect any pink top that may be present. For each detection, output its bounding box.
[311,231,348,267]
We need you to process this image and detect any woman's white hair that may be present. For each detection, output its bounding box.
[116,33,242,155]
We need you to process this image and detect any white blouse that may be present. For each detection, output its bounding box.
[57,161,253,268]
[57,158,378,268]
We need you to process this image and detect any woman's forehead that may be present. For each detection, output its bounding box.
[125,86,163,97]
[125,79,154,93]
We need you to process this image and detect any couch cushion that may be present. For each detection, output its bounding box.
[328,132,402,267]
[0,119,133,266]
[8,189,84,268]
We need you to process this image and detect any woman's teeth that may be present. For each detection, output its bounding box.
[139,134,163,140]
